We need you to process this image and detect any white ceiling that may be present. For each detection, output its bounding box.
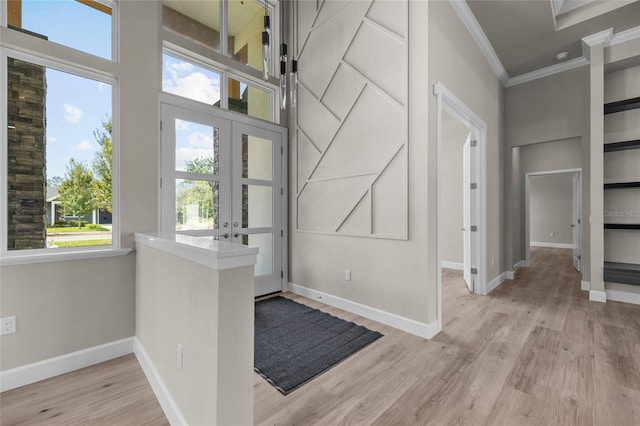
[465,0,640,77]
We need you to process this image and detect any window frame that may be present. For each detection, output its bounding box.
[0,1,127,265]
[163,44,277,123]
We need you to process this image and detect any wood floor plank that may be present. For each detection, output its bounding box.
[4,247,640,426]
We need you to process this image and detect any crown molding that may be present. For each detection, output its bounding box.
[582,28,614,47]
[607,25,640,47]
[448,0,510,85]
[505,56,589,87]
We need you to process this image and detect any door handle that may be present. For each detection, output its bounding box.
[221,233,230,239]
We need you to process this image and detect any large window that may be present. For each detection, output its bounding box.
[163,0,272,76]
[1,1,118,257]
[162,51,273,121]
[7,0,113,59]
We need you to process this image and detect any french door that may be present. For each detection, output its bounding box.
[161,103,287,296]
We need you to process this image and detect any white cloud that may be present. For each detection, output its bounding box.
[175,147,214,172]
[175,119,190,131]
[63,104,83,124]
[187,131,214,148]
[47,136,57,144]
[97,82,108,92]
[163,59,220,105]
[75,140,93,151]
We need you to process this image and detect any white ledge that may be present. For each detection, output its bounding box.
[0,248,132,266]
[135,233,258,270]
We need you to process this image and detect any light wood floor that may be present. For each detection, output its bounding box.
[3,247,640,425]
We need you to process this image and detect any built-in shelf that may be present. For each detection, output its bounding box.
[604,224,640,230]
[604,140,640,152]
[604,182,640,189]
[604,261,640,286]
[604,97,640,114]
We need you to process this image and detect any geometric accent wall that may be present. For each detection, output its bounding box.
[294,0,408,239]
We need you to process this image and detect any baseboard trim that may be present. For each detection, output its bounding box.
[134,338,187,426]
[486,272,507,294]
[605,289,640,305]
[530,242,574,249]
[0,337,134,392]
[286,282,439,339]
[581,280,590,291]
[507,260,527,280]
[441,261,463,271]
[589,290,607,303]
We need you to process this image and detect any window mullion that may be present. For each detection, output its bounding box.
[220,0,228,57]
[220,72,229,111]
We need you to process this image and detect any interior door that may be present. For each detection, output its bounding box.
[231,122,284,296]
[161,103,287,297]
[572,173,581,272]
[462,137,472,292]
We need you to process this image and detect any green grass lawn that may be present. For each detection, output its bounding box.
[52,239,112,248]
[47,226,110,233]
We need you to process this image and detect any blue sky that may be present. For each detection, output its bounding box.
[21,0,111,181]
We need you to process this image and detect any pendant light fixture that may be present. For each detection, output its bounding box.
[280,43,287,111]
[262,15,270,81]
[290,59,297,108]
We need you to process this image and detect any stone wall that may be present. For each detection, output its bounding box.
[7,57,47,250]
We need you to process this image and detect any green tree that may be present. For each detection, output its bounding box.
[176,156,218,228]
[92,119,112,211]
[47,176,64,187]
[58,159,95,228]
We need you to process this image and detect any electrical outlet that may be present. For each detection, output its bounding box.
[1,316,16,335]
[344,269,351,281]
[176,343,183,368]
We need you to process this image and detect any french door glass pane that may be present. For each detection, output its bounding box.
[242,134,272,180]
[175,119,220,174]
[241,233,273,275]
[176,179,219,230]
[242,185,272,228]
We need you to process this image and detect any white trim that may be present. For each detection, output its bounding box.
[448,0,509,85]
[0,248,132,266]
[581,280,590,291]
[505,57,589,87]
[530,241,574,249]
[135,233,257,271]
[514,260,527,270]
[589,290,607,303]
[134,338,187,426]
[524,169,582,271]
[486,272,507,294]
[286,282,440,340]
[434,82,488,331]
[441,261,464,271]
[607,25,640,47]
[0,337,133,392]
[606,288,640,305]
[582,28,614,47]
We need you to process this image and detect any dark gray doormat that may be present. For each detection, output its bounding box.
[254,296,383,395]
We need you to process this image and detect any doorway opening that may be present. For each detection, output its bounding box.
[434,82,488,333]
[524,169,582,272]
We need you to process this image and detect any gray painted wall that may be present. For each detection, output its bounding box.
[429,0,505,294]
[529,174,574,245]
[0,1,160,371]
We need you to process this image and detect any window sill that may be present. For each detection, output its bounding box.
[0,248,133,266]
